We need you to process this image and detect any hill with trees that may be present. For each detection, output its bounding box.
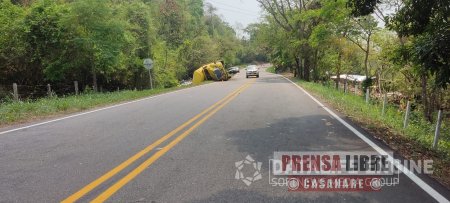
[0,0,244,93]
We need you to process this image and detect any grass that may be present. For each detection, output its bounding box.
[0,85,195,126]
[296,80,450,159]
[266,66,276,73]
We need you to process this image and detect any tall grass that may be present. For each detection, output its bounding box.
[0,86,189,126]
[297,80,450,158]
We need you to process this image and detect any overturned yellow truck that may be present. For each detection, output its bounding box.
[193,61,230,85]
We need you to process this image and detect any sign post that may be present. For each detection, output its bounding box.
[144,59,154,89]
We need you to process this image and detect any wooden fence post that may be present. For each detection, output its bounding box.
[403,101,411,128]
[382,93,387,117]
[365,88,370,104]
[432,110,443,149]
[47,84,52,97]
[74,81,79,95]
[13,83,18,101]
[344,81,347,93]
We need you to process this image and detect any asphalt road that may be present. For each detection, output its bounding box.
[0,67,449,203]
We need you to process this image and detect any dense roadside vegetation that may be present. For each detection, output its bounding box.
[248,0,449,185]
[0,0,258,98]
[298,79,450,186]
[247,0,449,159]
[248,0,449,123]
[298,80,449,156]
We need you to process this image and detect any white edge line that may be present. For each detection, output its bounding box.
[280,75,449,203]
[0,83,211,135]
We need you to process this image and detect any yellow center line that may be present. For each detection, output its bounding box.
[91,80,254,203]
[61,81,253,203]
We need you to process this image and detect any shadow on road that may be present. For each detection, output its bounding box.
[183,116,416,203]
[224,115,373,172]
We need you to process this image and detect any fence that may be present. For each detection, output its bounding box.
[0,82,81,102]
[0,81,141,102]
[331,81,449,151]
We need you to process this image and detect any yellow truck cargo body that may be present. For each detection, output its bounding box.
[193,61,229,85]
[192,68,206,84]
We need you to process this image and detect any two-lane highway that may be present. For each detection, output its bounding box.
[0,67,449,202]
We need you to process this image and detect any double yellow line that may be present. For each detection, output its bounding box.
[62,80,255,203]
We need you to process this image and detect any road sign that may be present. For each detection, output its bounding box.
[144,58,153,70]
[144,58,154,89]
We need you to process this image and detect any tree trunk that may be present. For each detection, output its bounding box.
[303,57,310,81]
[364,35,371,78]
[421,73,431,122]
[429,88,436,122]
[313,49,319,82]
[377,68,382,94]
[294,56,301,79]
[364,51,369,78]
[336,51,342,89]
[92,70,98,92]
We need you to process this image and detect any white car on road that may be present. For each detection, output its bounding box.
[246,65,259,78]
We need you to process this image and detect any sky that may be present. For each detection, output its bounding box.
[205,0,393,35]
[205,0,264,37]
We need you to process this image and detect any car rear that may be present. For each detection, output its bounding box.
[246,66,259,78]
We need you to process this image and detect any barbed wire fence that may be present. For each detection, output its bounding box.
[0,78,157,103]
[0,81,85,102]
[324,79,449,151]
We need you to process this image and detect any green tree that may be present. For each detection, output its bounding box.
[24,0,69,83]
[345,15,378,78]
[158,0,186,48]
[0,0,245,97]
[178,35,219,75]
[388,0,450,120]
[0,0,27,84]
[60,0,129,91]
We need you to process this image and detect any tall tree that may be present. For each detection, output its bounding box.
[388,0,450,121]
[61,0,128,91]
[158,0,185,48]
[257,0,321,81]
[0,0,27,84]
[346,15,378,78]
